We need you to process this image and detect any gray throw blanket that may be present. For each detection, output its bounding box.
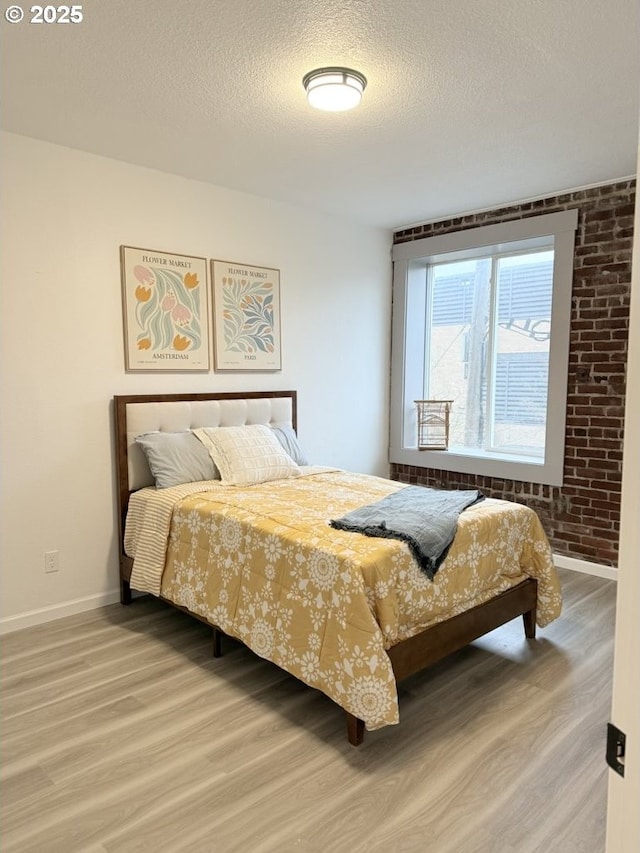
[330,486,484,580]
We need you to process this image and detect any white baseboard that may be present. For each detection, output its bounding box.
[0,553,616,635]
[553,553,617,581]
[0,590,121,635]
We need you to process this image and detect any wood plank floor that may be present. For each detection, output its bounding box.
[1,568,616,853]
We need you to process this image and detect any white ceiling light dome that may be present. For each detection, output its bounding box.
[302,67,367,112]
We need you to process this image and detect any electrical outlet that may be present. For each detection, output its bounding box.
[44,550,59,573]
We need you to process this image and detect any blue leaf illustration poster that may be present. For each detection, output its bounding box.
[212,260,282,370]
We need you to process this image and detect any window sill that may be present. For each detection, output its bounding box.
[389,445,562,487]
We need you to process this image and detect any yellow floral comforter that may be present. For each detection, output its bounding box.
[126,469,562,730]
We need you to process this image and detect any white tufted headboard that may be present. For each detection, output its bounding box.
[120,395,295,491]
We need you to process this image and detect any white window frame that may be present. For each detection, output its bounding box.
[390,210,578,487]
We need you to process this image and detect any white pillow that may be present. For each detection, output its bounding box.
[193,425,301,486]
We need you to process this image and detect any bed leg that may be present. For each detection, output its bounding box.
[345,712,365,746]
[523,608,536,639]
[121,579,132,606]
[212,627,222,658]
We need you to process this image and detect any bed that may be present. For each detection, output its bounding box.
[114,390,562,745]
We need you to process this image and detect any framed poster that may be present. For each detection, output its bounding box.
[212,260,282,371]
[120,246,211,372]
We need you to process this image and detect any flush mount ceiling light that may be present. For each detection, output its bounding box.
[302,67,367,112]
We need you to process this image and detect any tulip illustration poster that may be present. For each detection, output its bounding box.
[212,260,281,370]
[120,246,211,371]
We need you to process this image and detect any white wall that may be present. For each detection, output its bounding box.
[0,132,392,627]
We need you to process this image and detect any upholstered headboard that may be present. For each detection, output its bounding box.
[116,393,296,492]
[113,391,297,567]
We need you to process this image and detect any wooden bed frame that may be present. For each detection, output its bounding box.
[114,390,538,746]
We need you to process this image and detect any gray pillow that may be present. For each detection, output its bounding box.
[271,425,309,466]
[135,431,219,489]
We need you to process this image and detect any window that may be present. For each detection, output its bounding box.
[428,249,552,456]
[390,210,577,486]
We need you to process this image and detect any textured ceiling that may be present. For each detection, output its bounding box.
[1,0,638,228]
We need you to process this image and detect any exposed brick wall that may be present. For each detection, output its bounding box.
[391,180,635,566]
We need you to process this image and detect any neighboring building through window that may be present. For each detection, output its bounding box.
[390,210,577,486]
[428,249,552,457]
